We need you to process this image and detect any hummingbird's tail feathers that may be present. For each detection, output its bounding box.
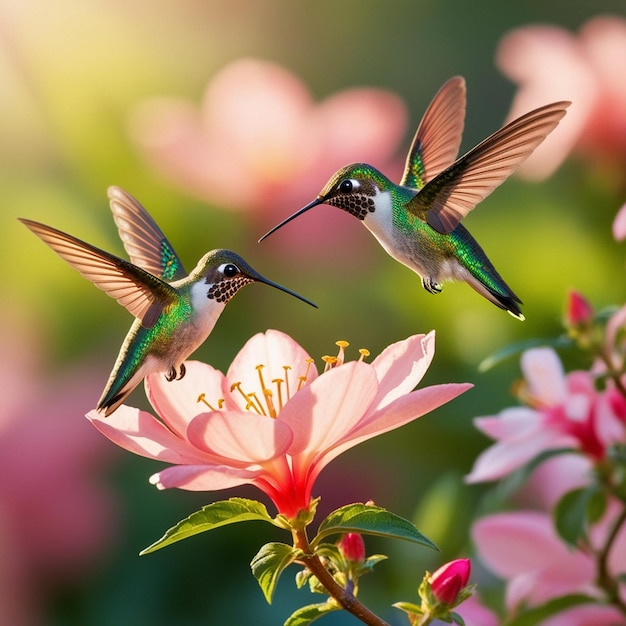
[464,272,524,320]
[97,361,147,416]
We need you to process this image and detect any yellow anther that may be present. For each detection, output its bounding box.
[322,355,339,371]
[336,340,349,349]
[335,340,349,366]
[248,391,266,416]
[358,348,370,361]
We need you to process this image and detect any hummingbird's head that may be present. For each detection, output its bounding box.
[258,163,391,242]
[193,250,316,307]
[317,163,391,220]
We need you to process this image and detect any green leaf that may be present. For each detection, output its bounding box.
[312,503,437,550]
[140,497,275,555]
[451,611,466,625]
[554,485,605,547]
[504,594,597,626]
[392,601,423,616]
[284,601,339,626]
[478,336,573,373]
[251,542,299,604]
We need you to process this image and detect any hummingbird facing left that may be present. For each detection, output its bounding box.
[260,77,570,319]
[20,186,316,416]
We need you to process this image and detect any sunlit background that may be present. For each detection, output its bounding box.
[2,1,626,624]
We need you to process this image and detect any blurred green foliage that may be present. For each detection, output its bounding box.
[3,1,626,624]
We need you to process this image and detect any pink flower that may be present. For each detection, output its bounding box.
[496,15,626,180]
[130,58,406,221]
[466,347,625,483]
[430,558,471,605]
[472,507,626,622]
[0,309,118,624]
[87,330,470,519]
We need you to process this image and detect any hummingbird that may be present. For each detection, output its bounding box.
[19,186,316,416]
[259,77,570,319]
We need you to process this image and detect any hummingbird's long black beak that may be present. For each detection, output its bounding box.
[253,274,318,309]
[258,197,323,243]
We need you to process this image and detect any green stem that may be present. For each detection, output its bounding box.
[293,529,390,626]
[597,507,626,616]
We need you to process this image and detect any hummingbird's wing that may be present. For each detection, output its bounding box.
[19,219,180,329]
[400,76,466,190]
[405,100,570,234]
[108,186,187,282]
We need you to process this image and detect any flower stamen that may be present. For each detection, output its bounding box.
[230,382,262,415]
[196,393,224,411]
[273,378,284,410]
[256,365,278,418]
[298,358,315,391]
[283,365,292,400]
[335,340,349,365]
[322,355,339,371]
[358,348,370,362]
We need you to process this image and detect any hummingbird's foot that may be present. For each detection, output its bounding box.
[422,276,443,294]
[165,363,186,382]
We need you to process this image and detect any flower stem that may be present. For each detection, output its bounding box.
[597,507,626,616]
[293,529,391,626]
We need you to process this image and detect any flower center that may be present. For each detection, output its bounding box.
[196,340,369,417]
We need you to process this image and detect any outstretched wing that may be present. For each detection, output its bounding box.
[406,101,570,234]
[400,76,466,190]
[108,186,187,281]
[19,218,180,328]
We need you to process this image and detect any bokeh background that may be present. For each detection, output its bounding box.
[2,1,625,624]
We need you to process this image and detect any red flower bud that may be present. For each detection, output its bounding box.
[430,558,471,605]
[337,533,365,563]
[565,290,593,327]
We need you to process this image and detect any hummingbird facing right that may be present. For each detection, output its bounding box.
[260,77,570,319]
[20,186,315,416]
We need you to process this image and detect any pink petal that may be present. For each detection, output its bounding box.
[472,512,594,580]
[86,407,209,464]
[281,361,377,458]
[465,427,574,483]
[145,360,227,434]
[613,203,626,241]
[496,25,597,179]
[473,407,541,440]
[369,332,433,410]
[521,348,566,405]
[186,410,292,463]
[456,596,499,626]
[542,604,626,626]
[150,464,261,491]
[313,88,407,167]
[225,330,317,412]
[313,383,471,478]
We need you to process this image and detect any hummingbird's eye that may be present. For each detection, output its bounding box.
[223,263,239,277]
[339,179,353,193]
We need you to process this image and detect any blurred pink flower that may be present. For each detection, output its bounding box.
[0,311,118,625]
[454,595,499,626]
[497,15,626,180]
[466,347,625,483]
[565,289,594,328]
[130,58,407,236]
[472,510,626,620]
[88,329,470,519]
[614,203,626,241]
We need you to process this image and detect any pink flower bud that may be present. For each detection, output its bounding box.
[430,558,471,605]
[565,290,593,327]
[337,533,365,563]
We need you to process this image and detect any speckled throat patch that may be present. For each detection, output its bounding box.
[328,194,375,220]
[207,276,253,302]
